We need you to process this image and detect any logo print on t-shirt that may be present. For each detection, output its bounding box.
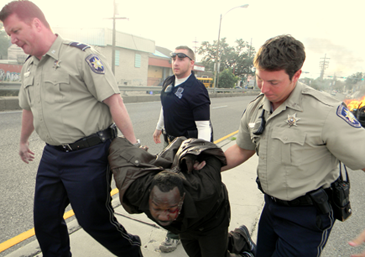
[175,87,184,99]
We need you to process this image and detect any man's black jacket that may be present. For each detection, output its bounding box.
[108,137,230,236]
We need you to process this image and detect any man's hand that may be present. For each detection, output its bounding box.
[140,145,149,151]
[153,129,162,144]
[193,160,206,170]
[19,142,35,164]
[349,229,365,257]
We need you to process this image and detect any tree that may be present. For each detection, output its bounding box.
[0,23,11,59]
[198,38,255,81]
[345,72,364,91]
[218,68,239,88]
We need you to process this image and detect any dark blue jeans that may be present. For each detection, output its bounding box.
[34,141,142,257]
[256,195,335,257]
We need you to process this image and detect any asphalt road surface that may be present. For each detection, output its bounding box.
[1,94,365,256]
[0,95,253,256]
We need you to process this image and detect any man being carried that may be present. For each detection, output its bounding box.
[109,137,256,257]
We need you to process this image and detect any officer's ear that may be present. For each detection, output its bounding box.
[31,18,42,32]
[292,69,302,84]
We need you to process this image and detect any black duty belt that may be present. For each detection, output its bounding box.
[268,194,313,206]
[53,124,118,152]
[257,177,314,207]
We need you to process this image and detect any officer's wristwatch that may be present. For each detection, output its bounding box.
[133,139,141,147]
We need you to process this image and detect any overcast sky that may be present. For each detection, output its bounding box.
[2,0,364,79]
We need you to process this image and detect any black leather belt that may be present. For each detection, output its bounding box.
[268,194,313,206]
[53,124,117,152]
[258,177,314,206]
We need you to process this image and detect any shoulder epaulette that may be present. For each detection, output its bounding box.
[302,86,340,107]
[249,93,264,104]
[69,42,91,51]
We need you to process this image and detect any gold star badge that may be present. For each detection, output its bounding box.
[92,58,103,70]
[344,109,356,123]
[286,113,300,127]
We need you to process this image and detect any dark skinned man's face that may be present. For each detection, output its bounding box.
[149,186,184,226]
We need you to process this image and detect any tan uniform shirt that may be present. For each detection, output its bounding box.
[237,82,365,201]
[19,35,120,145]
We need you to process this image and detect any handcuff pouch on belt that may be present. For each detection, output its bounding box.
[307,188,331,215]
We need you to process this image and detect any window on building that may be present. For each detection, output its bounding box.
[115,50,120,66]
[135,54,141,68]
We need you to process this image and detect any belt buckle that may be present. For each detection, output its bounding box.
[62,144,73,152]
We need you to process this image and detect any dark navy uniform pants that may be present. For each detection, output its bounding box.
[256,195,335,257]
[34,141,142,257]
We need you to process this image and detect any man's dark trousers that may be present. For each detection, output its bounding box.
[33,141,142,257]
[256,195,335,257]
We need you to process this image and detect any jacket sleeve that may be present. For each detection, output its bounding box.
[108,137,163,213]
[183,155,224,216]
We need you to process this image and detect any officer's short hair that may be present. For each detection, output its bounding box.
[151,171,185,196]
[175,45,195,61]
[0,1,51,30]
[253,35,306,80]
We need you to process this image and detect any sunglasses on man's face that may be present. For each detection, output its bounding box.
[170,52,192,60]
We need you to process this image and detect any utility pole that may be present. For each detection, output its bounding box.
[106,0,128,74]
[247,38,252,87]
[192,37,199,54]
[319,54,330,80]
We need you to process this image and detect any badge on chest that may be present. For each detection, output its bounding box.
[175,87,184,99]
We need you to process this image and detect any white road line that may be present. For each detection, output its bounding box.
[212,105,228,109]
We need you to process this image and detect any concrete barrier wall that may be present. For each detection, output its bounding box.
[0,91,260,112]
[0,97,21,111]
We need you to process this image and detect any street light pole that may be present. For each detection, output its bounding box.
[214,14,222,93]
[213,4,249,92]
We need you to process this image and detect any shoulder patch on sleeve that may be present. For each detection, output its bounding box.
[336,104,362,128]
[69,42,91,51]
[85,54,105,74]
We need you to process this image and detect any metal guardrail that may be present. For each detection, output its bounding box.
[0,82,259,94]
[0,82,21,91]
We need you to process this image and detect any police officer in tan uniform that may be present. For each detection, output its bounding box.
[222,34,365,256]
[0,1,142,256]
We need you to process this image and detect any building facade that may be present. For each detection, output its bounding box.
[54,27,154,87]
